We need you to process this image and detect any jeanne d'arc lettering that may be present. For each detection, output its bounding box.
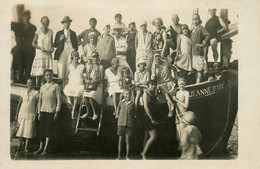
[189,82,226,97]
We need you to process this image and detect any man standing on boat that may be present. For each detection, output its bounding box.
[204,8,227,68]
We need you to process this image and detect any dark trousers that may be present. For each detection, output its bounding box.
[126,48,136,72]
[12,47,35,84]
[100,60,111,70]
[39,112,55,142]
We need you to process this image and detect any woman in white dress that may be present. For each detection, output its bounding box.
[105,57,123,114]
[174,24,192,79]
[81,52,103,120]
[31,16,54,87]
[135,21,153,72]
[63,51,85,119]
[15,78,39,152]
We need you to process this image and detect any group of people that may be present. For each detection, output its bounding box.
[12,8,231,159]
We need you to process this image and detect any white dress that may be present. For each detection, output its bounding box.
[31,29,53,76]
[57,29,74,85]
[175,34,192,71]
[63,64,85,97]
[16,89,39,138]
[105,68,123,96]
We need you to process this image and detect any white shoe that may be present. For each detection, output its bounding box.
[92,114,98,120]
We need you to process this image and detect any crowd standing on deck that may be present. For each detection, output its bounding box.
[12,8,232,159]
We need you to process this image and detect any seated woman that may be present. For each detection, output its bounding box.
[151,53,177,117]
[81,32,97,64]
[81,52,103,120]
[113,27,133,78]
[105,57,123,115]
[134,59,150,109]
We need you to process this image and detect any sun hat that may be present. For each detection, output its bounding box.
[137,59,146,67]
[182,111,196,125]
[61,16,72,23]
[140,21,148,28]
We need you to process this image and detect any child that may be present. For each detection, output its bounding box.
[134,59,150,109]
[81,32,97,63]
[119,67,134,101]
[115,90,136,160]
[15,78,39,153]
[63,51,85,119]
[34,69,62,156]
[179,111,203,159]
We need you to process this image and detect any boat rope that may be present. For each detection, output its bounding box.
[202,80,232,157]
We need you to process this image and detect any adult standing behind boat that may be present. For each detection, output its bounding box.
[174,24,192,79]
[112,13,128,37]
[151,53,176,118]
[11,10,37,84]
[82,52,104,120]
[113,27,133,77]
[81,32,97,63]
[77,18,101,47]
[204,8,227,68]
[31,16,54,87]
[190,14,210,84]
[167,14,182,63]
[126,22,137,72]
[54,16,78,87]
[96,24,116,70]
[141,80,158,160]
[152,17,168,60]
[135,21,153,72]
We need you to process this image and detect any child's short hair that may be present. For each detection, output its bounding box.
[27,77,34,83]
[111,57,119,65]
[121,67,130,76]
[44,69,53,75]
[71,50,79,60]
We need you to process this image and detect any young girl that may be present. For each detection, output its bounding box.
[172,78,190,142]
[63,51,85,119]
[81,52,104,120]
[81,32,97,63]
[115,90,136,160]
[174,24,192,79]
[15,78,39,153]
[179,111,203,159]
[134,59,150,109]
[34,69,62,156]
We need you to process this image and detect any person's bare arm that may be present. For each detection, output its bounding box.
[161,30,167,58]
[15,97,23,122]
[217,17,228,34]
[32,34,43,51]
[176,35,181,57]
[174,91,189,109]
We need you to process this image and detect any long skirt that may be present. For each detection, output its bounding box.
[16,118,36,139]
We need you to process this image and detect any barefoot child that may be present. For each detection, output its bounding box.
[115,90,135,159]
[179,111,203,159]
[34,69,62,156]
[63,51,85,119]
[15,78,39,153]
[134,59,150,109]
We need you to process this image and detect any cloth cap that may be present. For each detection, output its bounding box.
[137,59,146,67]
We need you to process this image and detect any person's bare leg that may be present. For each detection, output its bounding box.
[135,91,142,110]
[89,98,98,120]
[141,129,157,160]
[117,136,123,159]
[81,98,90,119]
[211,40,219,65]
[71,97,78,119]
[112,93,118,116]
[34,141,43,154]
[24,139,29,152]
[41,137,49,156]
[126,135,131,159]
[143,131,149,148]
[196,71,202,84]
[165,93,174,117]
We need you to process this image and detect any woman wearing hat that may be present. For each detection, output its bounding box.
[179,111,203,159]
[134,59,150,109]
[190,14,210,84]
[31,16,54,87]
[152,17,168,60]
[126,22,137,72]
[135,21,153,72]
[54,16,78,86]
[82,32,97,63]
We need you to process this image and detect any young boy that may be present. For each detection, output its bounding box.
[134,59,150,110]
[115,90,136,160]
[34,69,62,156]
[179,111,203,159]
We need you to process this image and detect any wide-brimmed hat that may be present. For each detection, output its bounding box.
[182,111,196,125]
[137,59,146,67]
[61,16,72,23]
[140,21,148,28]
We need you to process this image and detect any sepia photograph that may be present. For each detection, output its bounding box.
[8,1,241,161]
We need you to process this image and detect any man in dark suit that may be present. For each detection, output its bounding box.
[54,16,78,86]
